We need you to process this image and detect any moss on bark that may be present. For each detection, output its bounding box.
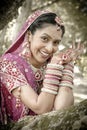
[1,100,87,130]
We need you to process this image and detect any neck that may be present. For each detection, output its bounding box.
[28,58,44,69]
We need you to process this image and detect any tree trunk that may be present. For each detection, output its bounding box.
[1,99,87,130]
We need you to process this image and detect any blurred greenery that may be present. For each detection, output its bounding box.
[0,0,87,94]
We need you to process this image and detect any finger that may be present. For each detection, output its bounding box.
[74,42,83,56]
[65,48,72,55]
[72,40,76,49]
[77,42,81,50]
[77,43,84,55]
[80,44,84,53]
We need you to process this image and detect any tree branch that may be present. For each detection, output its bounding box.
[1,100,87,130]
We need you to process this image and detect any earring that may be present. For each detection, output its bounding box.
[21,33,32,59]
[23,41,32,58]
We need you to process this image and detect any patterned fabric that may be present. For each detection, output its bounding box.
[0,59,28,92]
[0,53,37,124]
[0,10,64,124]
[0,10,52,124]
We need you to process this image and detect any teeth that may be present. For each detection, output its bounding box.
[40,51,49,57]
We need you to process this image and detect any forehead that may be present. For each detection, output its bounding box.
[34,24,62,40]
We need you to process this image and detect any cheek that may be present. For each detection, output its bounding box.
[30,44,40,53]
[54,46,59,53]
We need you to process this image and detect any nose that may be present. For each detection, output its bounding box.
[45,42,54,54]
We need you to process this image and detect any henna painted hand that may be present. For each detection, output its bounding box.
[63,41,84,63]
[50,41,84,65]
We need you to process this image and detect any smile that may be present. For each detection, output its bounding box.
[40,50,49,58]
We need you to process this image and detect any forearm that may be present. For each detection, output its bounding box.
[54,87,74,110]
[20,85,55,114]
[20,63,63,114]
[54,62,74,110]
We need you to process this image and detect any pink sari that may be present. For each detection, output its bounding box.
[0,10,52,124]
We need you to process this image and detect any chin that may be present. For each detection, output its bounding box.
[35,56,49,65]
[38,60,45,64]
[37,59,46,65]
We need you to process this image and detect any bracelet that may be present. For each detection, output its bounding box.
[46,69,62,77]
[63,66,73,72]
[47,63,64,70]
[41,88,58,95]
[43,84,58,91]
[59,62,74,89]
[43,78,59,85]
[63,72,74,78]
[45,74,61,80]
[62,75,73,80]
[43,63,63,93]
[63,69,73,74]
[59,83,73,89]
[60,80,73,85]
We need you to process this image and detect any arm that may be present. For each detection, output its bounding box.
[12,63,64,114]
[13,42,84,113]
[12,80,56,114]
[54,62,74,110]
[54,87,74,110]
[20,85,55,114]
[0,58,56,114]
[13,63,63,114]
[53,42,84,110]
[12,83,55,114]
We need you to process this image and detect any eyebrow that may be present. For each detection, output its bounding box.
[42,33,61,42]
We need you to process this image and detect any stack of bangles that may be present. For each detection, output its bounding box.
[41,63,64,95]
[59,62,74,89]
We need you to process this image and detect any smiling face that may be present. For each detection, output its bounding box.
[29,24,62,68]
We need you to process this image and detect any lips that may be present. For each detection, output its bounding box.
[40,50,49,58]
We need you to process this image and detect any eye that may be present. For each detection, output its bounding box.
[41,36,48,42]
[53,41,60,46]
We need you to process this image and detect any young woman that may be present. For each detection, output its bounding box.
[0,10,83,124]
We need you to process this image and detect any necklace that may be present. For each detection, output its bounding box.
[30,64,46,81]
[20,49,46,81]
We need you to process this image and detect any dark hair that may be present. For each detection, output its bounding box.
[28,13,65,37]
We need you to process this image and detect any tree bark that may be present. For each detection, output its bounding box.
[0,0,25,30]
[1,99,87,130]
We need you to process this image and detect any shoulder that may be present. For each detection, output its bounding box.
[0,53,24,73]
[0,53,26,66]
[1,53,19,61]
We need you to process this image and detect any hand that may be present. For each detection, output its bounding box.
[50,41,84,65]
[63,41,84,62]
[50,52,65,65]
